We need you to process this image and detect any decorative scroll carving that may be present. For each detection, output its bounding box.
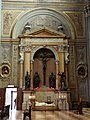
[19,52,24,62]
[65,52,69,63]
[66,12,84,37]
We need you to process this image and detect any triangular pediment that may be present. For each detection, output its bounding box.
[19,27,66,38]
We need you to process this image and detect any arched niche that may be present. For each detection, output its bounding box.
[11,8,76,39]
[31,45,59,62]
[33,48,56,87]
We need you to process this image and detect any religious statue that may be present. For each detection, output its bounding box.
[49,72,56,88]
[33,72,40,88]
[25,71,30,89]
[38,52,50,85]
[58,72,68,91]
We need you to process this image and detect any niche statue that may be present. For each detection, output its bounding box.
[58,72,68,91]
[49,72,56,88]
[25,71,30,89]
[33,72,40,88]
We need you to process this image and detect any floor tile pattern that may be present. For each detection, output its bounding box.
[7,108,90,120]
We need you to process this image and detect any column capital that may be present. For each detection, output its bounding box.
[84,4,90,17]
[56,60,59,64]
[30,60,34,63]
[19,60,24,64]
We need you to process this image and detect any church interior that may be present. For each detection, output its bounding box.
[0,0,90,120]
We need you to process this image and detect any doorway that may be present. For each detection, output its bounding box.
[5,87,17,111]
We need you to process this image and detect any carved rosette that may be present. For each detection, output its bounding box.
[76,63,87,79]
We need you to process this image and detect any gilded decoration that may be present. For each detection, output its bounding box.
[66,12,84,37]
[0,62,11,78]
[2,10,21,36]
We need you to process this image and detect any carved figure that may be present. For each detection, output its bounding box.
[38,52,50,85]
[33,72,40,88]
[25,71,30,89]
[49,72,56,88]
[58,72,68,91]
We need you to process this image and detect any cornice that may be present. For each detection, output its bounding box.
[1,38,19,42]
[2,0,85,3]
[2,1,85,11]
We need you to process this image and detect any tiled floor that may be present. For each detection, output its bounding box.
[7,108,90,120]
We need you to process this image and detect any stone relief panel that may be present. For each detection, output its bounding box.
[78,80,88,100]
[12,44,18,85]
[69,45,76,86]
[75,46,86,64]
[0,44,12,85]
[66,12,84,37]
[22,14,68,36]
[2,10,21,36]
[70,88,77,101]
[75,45,88,100]
[1,44,12,62]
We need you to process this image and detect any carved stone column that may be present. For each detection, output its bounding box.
[60,53,65,72]
[65,62,69,88]
[24,52,31,89]
[19,51,24,88]
[24,52,30,74]
[20,60,24,88]
[56,60,59,89]
[65,52,69,88]
[84,4,90,101]
[30,60,33,89]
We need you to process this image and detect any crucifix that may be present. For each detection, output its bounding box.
[38,52,50,86]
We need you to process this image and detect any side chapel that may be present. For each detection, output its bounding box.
[0,0,89,111]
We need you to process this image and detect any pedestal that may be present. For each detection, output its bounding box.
[58,90,70,110]
[22,91,31,110]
